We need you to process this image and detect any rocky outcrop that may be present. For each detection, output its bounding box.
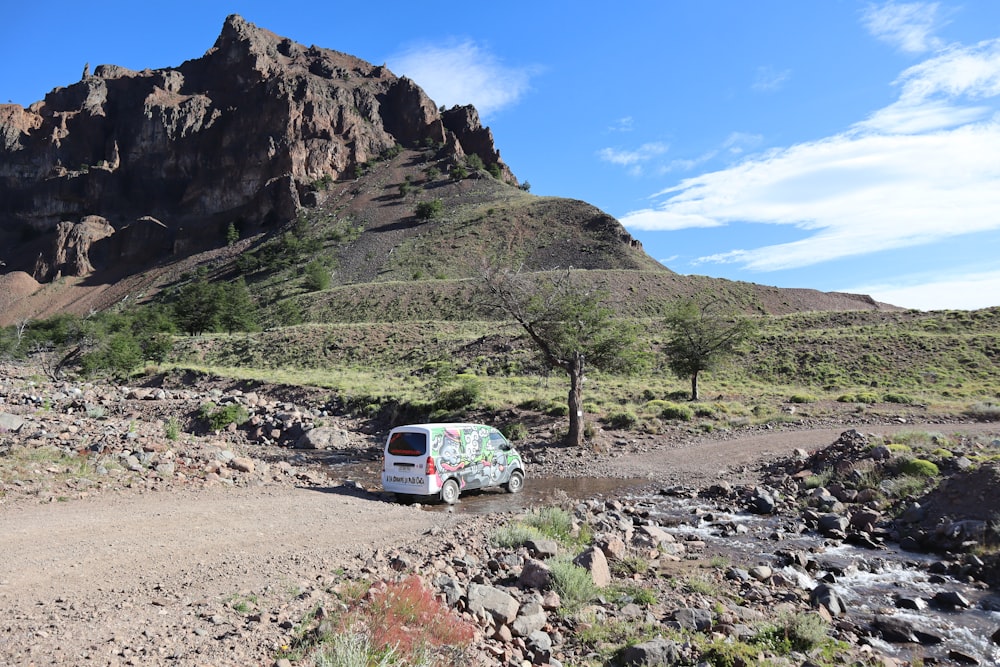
[0,15,515,278]
[32,215,115,281]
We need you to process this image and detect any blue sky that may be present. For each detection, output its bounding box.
[3,1,1000,310]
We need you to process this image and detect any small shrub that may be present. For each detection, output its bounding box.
[885,443,912,454]
[883,473,933,498]
[659,402,693,421]
[612,582,657,606]
[199,402,250,431]
[547,555,598,612]
[804,470,833,489]
[491,523,543,548]
[965,402,1000,422]
[931,448,954,458]
[523,507,575,542]
[783,611,830,651]
[604,409,638,430]
[164,416,181,441]
[884,393,916,404]
[434,376,481,411]
[900,458,940,477]
[414,199,443,220]
[788,394,817,404]
[500,422,528,442]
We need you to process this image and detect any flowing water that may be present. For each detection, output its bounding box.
[319,453,998,664]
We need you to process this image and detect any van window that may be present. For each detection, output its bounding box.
[489,430,510,450]
[388,431,427,456]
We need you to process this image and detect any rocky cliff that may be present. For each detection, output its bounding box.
[0,15,515,281]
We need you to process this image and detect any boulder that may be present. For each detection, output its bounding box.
[294,426,351,450]
[618,638,683,666]
[511,602,547,637]
[810,583,846,617]
[573,546,612,588]
[518,558,552,590]
[0,413,25,432]
[466,583,518,625]
[671,607,713,631]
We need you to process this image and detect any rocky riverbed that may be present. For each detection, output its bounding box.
[1,363,999,666]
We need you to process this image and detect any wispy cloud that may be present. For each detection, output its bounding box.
[621,34,1000,273]
[598,142,670,175]
[608,116,634,132]
[752,65,791,92]
[388,40,536,117]
[862,1,945,53]
[850,269,1000,310]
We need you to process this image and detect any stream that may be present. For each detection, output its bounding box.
[320,453,999,664]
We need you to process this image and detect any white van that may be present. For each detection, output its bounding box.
[381,423,525,504]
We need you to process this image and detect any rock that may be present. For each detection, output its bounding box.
[0,413,25,432]
[618,638,682,666]
[524,538,559,559]
[671,607,713,631]
[750,489,776,514]
[466,583,519,625]
[229,457,255,473]
[517,559,552,590]
[748,565,772,582]
[294,426,350,450]
[632,525,673,549]
[991,626,1000,645]
[932,590,972,609]
[947,649,980,664]
[596,534,627,561]
[899,503,926,524]
[874,615,919,643]
[810,583,845,617]
[511,602,546,637]
[573,546,611,588]
[894,595,927,611]
[818,513,850,536]
[527,628,553,653]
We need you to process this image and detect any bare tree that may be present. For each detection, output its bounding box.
[480,265,646,447]
[14,318,29,348]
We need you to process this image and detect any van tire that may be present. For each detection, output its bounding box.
[504,470,524,494]
[440,479,460,505]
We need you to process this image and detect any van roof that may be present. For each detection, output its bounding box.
[389,423,493,431]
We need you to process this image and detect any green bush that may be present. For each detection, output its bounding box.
[900,458,940,477]
[199,402,250,431]
[434,376,481,411]
[523,507,575,542]
[500,422,528,442]
[547,554,598,613]
[414,199,443,220]
[659,402,693,421]
[884,393,916,404]
[304,260,331,292]
[491,523,543,548]
[788,393,817,404]
[604,409,638,430]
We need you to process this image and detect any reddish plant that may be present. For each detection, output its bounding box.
[340,575,476,661]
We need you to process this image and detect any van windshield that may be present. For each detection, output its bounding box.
[387,431,427,457]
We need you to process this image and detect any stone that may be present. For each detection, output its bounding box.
[0,413,25,432]
[672,607,713,631]
[750,489,776,514]
[810,583,845,617]
[932,590,971,609]
[818,513,850,536]
[596,534,627,561]
[618,638,682,666]
[511,602,546,637]
[573,546,611,588]
[527,629,552,653]
[518,558,552,590]
[294,426,350,450]
[229,457,255,473]
[632,525,672,549]
[524,538,559,559]
[894,596,927,611]
[748,565,772,582]
[466,583,519,625]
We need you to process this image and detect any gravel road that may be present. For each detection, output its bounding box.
[1,420,996,666]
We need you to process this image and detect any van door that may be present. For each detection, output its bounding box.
[456,425,484,489]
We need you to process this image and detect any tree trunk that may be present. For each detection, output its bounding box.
[690,371,700,401]
[566,353,585,446]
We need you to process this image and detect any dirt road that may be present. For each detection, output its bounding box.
[1,421,996,666]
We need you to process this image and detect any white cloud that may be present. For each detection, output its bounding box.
[388,40,535,117]
[598,142,670,169]
[609,116,634,132]
[850,270,1000,310]
[752,65,791,92]
[622,37,1000,272]
[862,1,945,53]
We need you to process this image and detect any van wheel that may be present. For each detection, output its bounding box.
[440,479,460,504]
[504,470,524,494]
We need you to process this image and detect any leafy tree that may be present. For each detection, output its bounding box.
[226,222,239,246]
[173,278,221,336]
[218,277,257,335]
[465,154,484,171]
[415,199,443,220]
[481,266,646,447]
[304,260,332,292]
[663,298,757,401]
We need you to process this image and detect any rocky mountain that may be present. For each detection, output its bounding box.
[0,15,513,279]
[0,15,896,326]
